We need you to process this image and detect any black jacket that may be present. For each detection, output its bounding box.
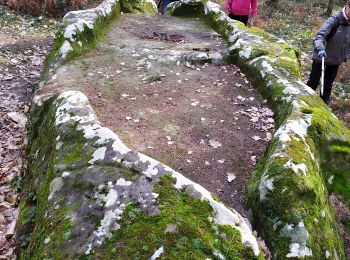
[313,11,350,65]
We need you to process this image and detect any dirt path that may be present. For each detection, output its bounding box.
[44,13,275,216]
[0,7,54,258]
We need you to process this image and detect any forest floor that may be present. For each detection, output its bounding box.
[0,6,55,258]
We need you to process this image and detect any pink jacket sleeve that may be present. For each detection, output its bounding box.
[226,0,231,12]
[251,0,258,16]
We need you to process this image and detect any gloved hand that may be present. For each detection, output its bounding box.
[318,49,327,59]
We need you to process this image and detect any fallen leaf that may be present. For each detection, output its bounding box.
[252,136,261,141]
[227,172,236,182]
[209,140,222,148]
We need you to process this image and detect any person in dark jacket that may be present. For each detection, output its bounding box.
[307,1,350,105]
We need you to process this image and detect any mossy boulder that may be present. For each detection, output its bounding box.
[18,90,263,258]
[121,0,158,13]
[169,0,350,258]
[43,0,121,79]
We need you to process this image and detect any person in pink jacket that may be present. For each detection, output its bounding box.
[226,0,258,26]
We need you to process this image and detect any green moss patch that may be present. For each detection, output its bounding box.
[93,174,258,259]
[43,1,121,79]
[121,0,157,13]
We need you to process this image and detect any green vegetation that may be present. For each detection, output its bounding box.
[93,174,258,259]
[121,0,158,13]
[43,1,121,78]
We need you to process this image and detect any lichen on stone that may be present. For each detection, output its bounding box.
[168,0,350,258]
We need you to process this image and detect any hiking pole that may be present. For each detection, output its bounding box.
[320,56,325,97]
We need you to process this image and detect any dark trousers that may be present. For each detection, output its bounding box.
[306,61,339,105]
[228,13,249,26]
[161,0,171,13]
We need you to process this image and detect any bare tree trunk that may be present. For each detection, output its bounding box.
[325,0,334,16]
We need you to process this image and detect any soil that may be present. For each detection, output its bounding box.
[43,13,275,217]
[0,7,54,258]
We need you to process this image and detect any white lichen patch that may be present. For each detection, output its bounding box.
[44,237,51,244]
[258,174,274,201]
[94,207,124,238]
[281,222,312,258]
[56,141,62,150]
[104,189,119,208]
[116,178,132,186]
[274,115,312,144]
[55,90,95,125]
[150,246,164,260]
[59,40,73,59]
[204,1,221,15]
[286,243,313,258]
[239,46,252,59]
[213,250,225,260]
[48,177,64,201]
[284,161,308,176]
[62,171,71,178]
[328,175,334,184]
[282,85,301,96]
[89,146,107,164]
[260,60,273,78]
[63,20,93,40]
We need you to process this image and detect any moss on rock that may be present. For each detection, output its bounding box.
[43,0,121,79]
[20,90,263,258]
[169,0,350,258]
[121,0,158,13]
[92,174,258,259]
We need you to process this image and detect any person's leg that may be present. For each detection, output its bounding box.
[228,13,235,19]
[306,61,322,91]
[240,15,249,25]
[229,14,249,25]
[161,0,170,13]
[322,64,339,105]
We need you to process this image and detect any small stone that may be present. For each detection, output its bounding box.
[252,136,261,141]
[7,112,27,127]
[209,140,222,148]
[0,202,11,212]
[5,221,16,238]
[227,173,236,183]
[5,193,17,206]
